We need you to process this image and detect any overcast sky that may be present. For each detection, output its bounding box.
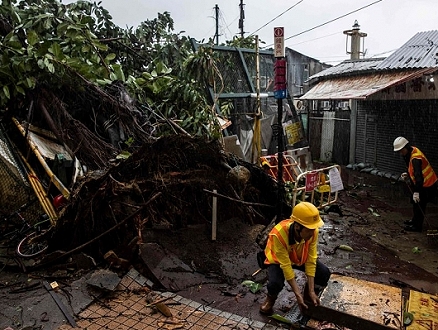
[64,0,438,64]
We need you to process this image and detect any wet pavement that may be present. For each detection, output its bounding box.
[1,167,438,329]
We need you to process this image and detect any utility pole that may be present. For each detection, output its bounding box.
[343,20,367,60]
[273,27,287,223]
[214,4,219,45]
[238,0,245,38]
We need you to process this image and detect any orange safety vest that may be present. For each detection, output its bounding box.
[265,219,313,266]
[408,147,437,187]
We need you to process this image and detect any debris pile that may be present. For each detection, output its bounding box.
[43,136,283,265]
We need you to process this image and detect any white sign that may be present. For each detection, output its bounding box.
[329,167,344,192]
[274,27,284,58]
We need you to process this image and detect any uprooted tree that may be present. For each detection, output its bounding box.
[0,0,284,262]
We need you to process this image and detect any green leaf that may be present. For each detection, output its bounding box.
[105,53,116,62]
[49,42,63,59]
[46,62,55,74]
[403,311,413,325]
[269,314,292,324]
[15,85,25,95]
[27,30,39,46]
[116,150,132,160]
[241,280,262,293]
[112,64,125,81]
[412,246,421,254]
[3,85,10,99]
[338,244,354,252]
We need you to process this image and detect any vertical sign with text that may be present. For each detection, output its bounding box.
[274,27,284,58]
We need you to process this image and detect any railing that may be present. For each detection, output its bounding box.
[291,164,342,209]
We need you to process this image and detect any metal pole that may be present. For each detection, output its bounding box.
[277,97,284,222]
[215,4,219,45]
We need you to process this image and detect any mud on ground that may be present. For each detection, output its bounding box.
[1,166,437,329]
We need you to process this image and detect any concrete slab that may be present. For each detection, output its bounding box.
[139,242,214,291]
[309,274,403,329]
[85,269,121,291]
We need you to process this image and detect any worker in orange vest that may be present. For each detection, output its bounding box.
[259,202,331,315]
[393,137,438,232]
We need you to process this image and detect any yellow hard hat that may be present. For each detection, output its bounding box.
[291,202,324,229]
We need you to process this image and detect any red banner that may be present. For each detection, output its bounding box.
[305,171,319,192]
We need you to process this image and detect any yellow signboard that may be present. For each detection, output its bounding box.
[407,290,438,329]
[283,121,303,145]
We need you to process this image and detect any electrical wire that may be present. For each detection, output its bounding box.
[285,0,383,41]
[289,32,340,46]
[262,0,384,48]
[249,0,304,37]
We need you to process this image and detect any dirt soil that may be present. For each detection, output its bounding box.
[132,166,438,327]
[1,166,438,329]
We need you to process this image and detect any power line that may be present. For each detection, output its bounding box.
[249,0,304,37]
[289,32,340,46]
[262,0,384,48]
[285,0,383,41]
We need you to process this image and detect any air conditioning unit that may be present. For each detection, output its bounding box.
[322,101,330,109]
[338,101,350,110]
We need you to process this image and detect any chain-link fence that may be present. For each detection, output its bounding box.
[0,127,44,230]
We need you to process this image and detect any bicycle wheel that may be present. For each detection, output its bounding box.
[16,230,49,258]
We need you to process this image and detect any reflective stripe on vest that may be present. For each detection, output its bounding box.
[408,147,438,187]
[265,219,311,266]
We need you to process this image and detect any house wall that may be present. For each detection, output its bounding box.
[308,109,350,165]
[285,48,331,98]
[355,100,438,175]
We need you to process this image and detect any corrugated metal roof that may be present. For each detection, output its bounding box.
[300,68,435,100]
[308,58,384,80]
[376,30,438,69]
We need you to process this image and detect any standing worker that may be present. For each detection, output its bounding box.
[259,202,331,315]
[393,136,438,232]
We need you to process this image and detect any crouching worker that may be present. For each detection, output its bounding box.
[260,202,331,315]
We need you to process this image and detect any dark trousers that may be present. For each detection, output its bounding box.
[412,198,427,229]
[411,184,437,229]
[266,260,331,296]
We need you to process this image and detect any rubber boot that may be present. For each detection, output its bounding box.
[259,294,277,315]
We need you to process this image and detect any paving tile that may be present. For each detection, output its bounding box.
[211,315,229,325]
[195,316,212,327]
[75,319,91,328]
[229,313,244,322]
[218,310,233,319]
[121,297,137,308]
[112,303,128,314]
[119,317,139,328]
[248,320,266,329]
[105,320,121,329]
[94,316,111,327]
[83,323,102,330]
[224,319,239,326]
[188,300,202,309]
[131,301,147,312]
[207,307,222,316]
[200,311,217,321]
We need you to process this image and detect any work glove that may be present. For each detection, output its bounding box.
[401,172,409,181]
[413,192,420,203]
